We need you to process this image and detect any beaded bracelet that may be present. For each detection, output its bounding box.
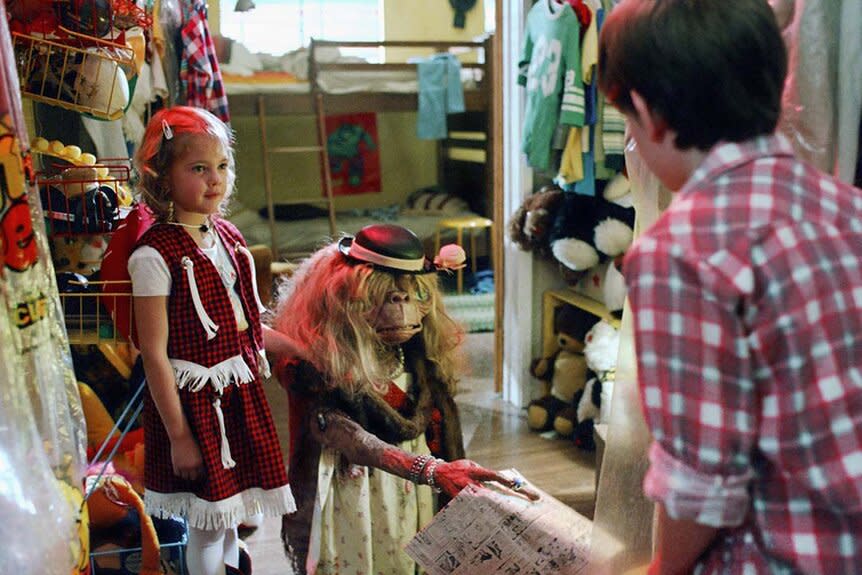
[423,458,442,493]
[408,454,433,484]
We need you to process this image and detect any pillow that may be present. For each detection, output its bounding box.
[401,187,470,216]
[218,37,263,77]
[343,204,401,221]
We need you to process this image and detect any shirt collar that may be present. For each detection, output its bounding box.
[680,133,797,196]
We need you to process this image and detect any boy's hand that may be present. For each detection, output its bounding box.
[171,434,204,481]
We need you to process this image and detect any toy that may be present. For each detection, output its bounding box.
[78,381,145,493]
[570,319,620,451]
[548,174,636,277]
[508,184,564,260]
[275,224,512,574]
[86,473,161,575]
[570,257,627,316]
[526,304,597,434]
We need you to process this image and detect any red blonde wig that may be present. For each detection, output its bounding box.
[274,244,464,396]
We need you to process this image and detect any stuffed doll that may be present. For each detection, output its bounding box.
[273,224,527,575]
[570,320,620,451]
[548,174,636,277]
[508,184,564,260]
[526,303,597,434]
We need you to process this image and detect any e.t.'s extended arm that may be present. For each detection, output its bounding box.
[310,408,539,500]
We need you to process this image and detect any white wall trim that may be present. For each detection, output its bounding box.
[500,0,533,407]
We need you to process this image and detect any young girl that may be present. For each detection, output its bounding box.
[128,106,298,575]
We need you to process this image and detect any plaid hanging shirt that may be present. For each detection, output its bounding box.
[624,133,862,574]
[180,0,230,122]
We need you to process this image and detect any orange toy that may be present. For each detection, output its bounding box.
[86,474,161,575]
[79,381,145,493]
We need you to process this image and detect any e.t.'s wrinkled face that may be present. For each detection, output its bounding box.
[369,275,431,345]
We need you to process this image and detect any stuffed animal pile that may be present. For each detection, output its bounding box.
[526,304,597,436]
[527,308,621,452]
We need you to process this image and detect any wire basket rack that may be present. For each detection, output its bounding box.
[12,28,136,121]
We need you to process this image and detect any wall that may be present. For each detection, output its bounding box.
[214,0,487,213]
[384,0,485,40]
[230,112,437,212]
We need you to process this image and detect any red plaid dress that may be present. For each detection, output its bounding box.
[136,220,293,530]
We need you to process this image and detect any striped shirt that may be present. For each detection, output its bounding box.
[625,133,862,574]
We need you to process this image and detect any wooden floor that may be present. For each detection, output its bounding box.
[246,332,597,574]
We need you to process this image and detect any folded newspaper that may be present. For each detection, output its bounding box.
[405,469,592,575]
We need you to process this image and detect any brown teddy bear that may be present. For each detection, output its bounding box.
[508,184,564,260]
[527,304,597,434]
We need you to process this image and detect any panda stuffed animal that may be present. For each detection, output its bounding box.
[571,320,620,451]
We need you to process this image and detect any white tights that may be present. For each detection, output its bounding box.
[186,525,239,575]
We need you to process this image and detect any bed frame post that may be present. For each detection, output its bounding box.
[309,38,337,238]
[257,94,280,260]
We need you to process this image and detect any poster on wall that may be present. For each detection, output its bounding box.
[325,112,381,196]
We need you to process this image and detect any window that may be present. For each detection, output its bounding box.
[219,0,383,57]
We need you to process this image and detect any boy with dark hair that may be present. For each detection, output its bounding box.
[598,1,862,573]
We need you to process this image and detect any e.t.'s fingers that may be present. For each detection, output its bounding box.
[476,471,541,501]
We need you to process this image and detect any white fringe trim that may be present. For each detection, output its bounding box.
[145,485,297,531]
[171,355,256,393]
[236,243,268,314]
[258,348,271,380]
[182,256,219,340]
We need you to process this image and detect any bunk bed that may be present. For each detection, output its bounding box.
[222,35,496,263]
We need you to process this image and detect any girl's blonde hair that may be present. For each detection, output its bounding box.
[274,243,464,395]
[133,106,236,222]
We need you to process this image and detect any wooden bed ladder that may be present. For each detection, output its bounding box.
[257,87,337,261]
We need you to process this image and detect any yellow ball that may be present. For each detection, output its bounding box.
[79,153,97,166]
[63,145,82,159]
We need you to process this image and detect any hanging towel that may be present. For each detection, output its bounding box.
[417,54,465,140]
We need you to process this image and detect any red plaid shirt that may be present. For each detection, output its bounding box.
[180,0,230,123]
[624,134,862,574]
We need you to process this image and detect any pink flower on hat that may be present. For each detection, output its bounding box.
[434,244,466,272]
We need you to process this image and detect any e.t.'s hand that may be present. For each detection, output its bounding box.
[434,459,540,500]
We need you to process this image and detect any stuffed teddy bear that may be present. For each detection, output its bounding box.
[570,319,620,451]
[508,184,564,260]
[548,174,636,278]
[527,304,598,433]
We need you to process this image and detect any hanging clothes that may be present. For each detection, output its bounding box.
[417,54,465,140]
[179,0,230,122]
[519,0,585,171]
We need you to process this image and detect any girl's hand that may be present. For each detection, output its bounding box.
[170,434,205,481]
[434,459,541,501]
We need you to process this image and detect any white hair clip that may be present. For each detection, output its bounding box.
[162,119,173,140]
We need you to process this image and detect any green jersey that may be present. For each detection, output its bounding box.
[518,0,585,171]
